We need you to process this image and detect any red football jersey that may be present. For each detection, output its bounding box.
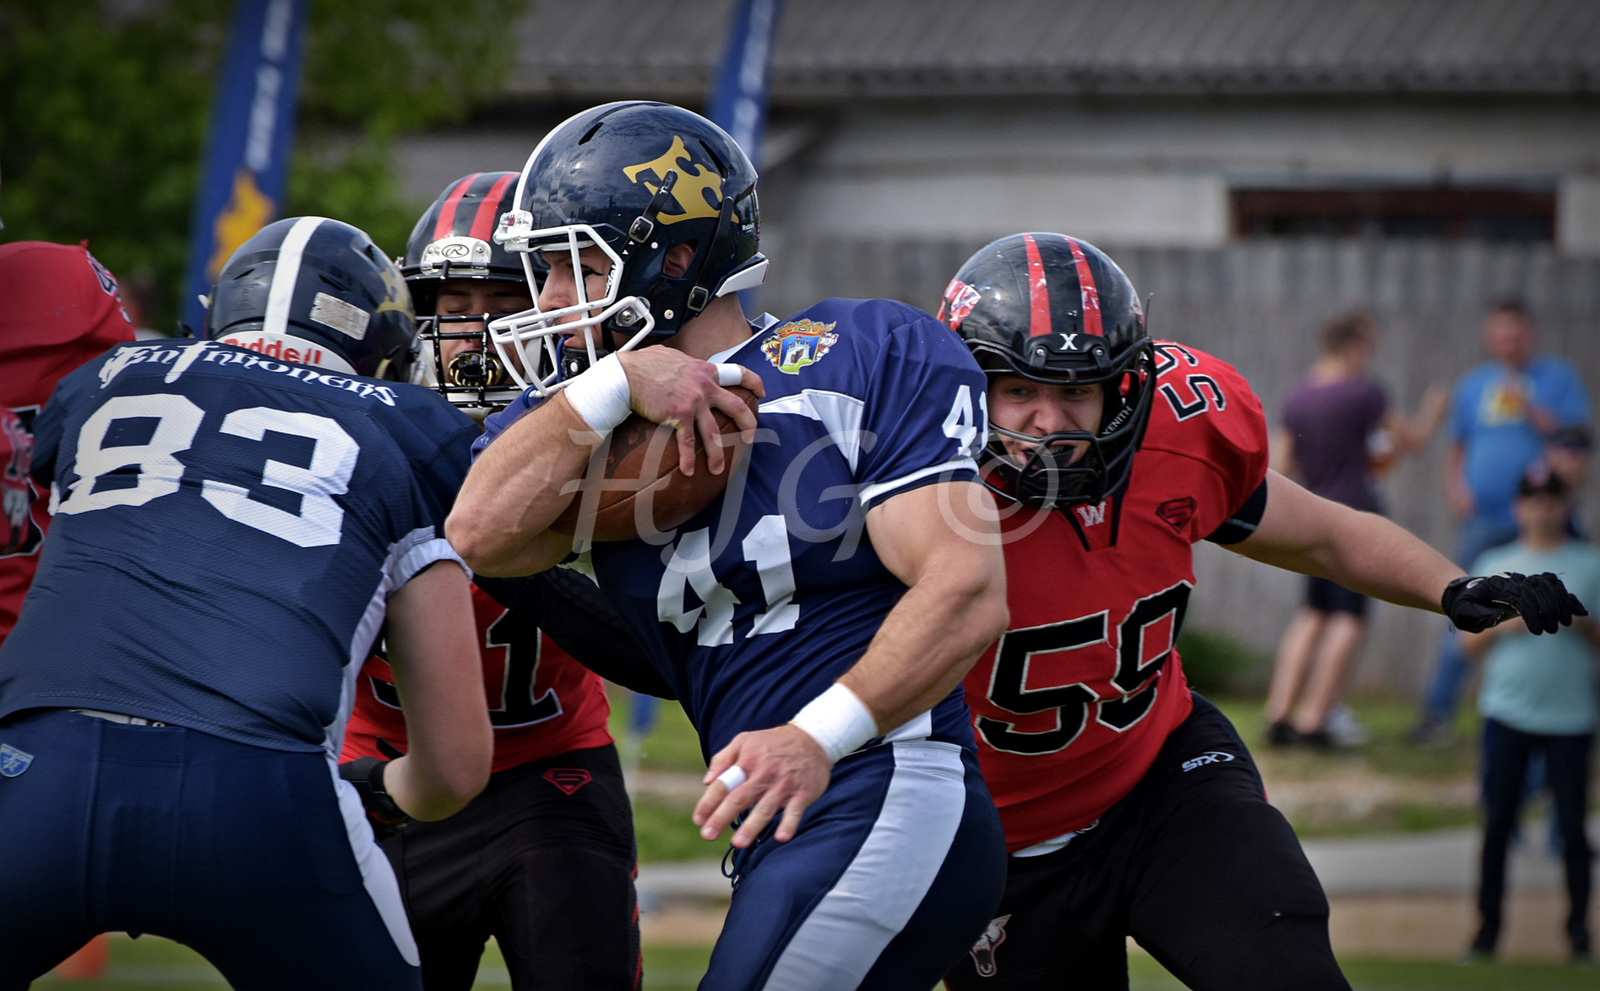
[0,241,137,642]
[967,342,1269,852]
[342,582,615,774]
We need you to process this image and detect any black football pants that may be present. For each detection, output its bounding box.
[382,744,640,991]
[944,695,1350,991]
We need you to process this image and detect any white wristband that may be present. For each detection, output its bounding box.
[790,683,879,764]
[562,353,632,434]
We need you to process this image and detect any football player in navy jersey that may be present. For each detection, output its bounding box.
[933,234,1586,991]
[449,102,1010,990]
[0,217,492,991]
[339,173,648,991]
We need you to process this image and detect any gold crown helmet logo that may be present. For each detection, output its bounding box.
[622,136,738,225]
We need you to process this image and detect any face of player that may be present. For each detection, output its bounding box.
[436,279,534,372]
[986,375,1105,465]
[538,245,619,351]
[538,243,699,343]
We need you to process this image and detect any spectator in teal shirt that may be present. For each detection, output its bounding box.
[1462,464,1600,964]
[1415,300,1592,740]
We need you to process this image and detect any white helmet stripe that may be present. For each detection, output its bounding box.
[263,216,328,337]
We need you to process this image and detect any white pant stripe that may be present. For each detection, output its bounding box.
[324,754,420,966]
[761,740,967,991]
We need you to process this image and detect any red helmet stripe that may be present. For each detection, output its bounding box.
[433,172,482,241]
[1023,233,1052,337]
[1065,237,1104,337]
[469,173,517,241]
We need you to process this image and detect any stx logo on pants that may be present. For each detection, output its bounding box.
[968,914,1011,977]
[1181,750,1235,773]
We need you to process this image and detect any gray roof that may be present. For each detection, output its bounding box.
[509,0,1600,99]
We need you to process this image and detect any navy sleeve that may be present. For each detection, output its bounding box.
[476,568,675,699]
[855,314,986,510]
[472,387,544,461]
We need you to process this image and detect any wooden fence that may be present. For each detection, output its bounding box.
[761,236,1600,695]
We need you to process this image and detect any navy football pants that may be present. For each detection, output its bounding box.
[0,708,421,991]
[707,739,1006,991]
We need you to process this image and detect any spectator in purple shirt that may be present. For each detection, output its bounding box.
[1265,311,1447,747]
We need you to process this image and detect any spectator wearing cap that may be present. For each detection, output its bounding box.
[1461,464,1600,964]
[1546,425,1592,536]
[1413,300,1592,742]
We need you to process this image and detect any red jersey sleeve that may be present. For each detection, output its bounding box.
[0,241,138,412]
[1142,341,1270,542]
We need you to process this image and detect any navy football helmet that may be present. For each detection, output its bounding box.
[207,217,417,382]
[404,172,542,412]
[490,101,767,394]
[938,233,1154,509]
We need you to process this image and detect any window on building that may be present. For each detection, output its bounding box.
[1231,187,1555,242]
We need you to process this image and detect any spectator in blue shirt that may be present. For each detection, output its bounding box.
[1413,300,1591,741]
[1461,464,1599,963]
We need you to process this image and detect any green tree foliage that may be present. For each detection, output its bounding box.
[0,0,527,333]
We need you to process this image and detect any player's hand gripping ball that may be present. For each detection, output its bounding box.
[551,386,759,541]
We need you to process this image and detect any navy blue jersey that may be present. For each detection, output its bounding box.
[0,340,478,754]
[481,299,988,758]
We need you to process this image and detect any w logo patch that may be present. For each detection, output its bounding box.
[0,743,34,778]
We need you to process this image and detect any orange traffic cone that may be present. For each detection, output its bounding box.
[54,934,110,979]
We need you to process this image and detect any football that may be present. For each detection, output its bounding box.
[550,386,759,541]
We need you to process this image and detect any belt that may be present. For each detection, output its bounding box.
[71,708,168,727]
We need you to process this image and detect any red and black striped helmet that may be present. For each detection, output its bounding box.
[938,233,1155,508]
[404,172,544,412]
[402,172,539,316]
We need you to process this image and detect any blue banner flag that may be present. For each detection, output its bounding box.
[706,0,785,170]
[180,0,308,335]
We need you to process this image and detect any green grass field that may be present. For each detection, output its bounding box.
[34,934,1599,989]
[29,692,1595,987]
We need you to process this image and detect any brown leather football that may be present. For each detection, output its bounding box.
[550,386,758,541]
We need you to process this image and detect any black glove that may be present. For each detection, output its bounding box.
[338,757,412,840]
[1441,571,1589,635]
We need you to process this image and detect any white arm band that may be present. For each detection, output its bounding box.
[790,683,879,764]
[562,353,632,435]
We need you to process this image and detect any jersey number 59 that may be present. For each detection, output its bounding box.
[977,582,1192,755]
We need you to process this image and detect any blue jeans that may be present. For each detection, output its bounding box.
[1420,516,1519,725]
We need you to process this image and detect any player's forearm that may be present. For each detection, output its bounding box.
[839,547,1009,733]
[1235,471,1463,612]
[447,394,594,576]
[383,561,494,819]
[1311,508,1463,611]
[1256,503,1462,612]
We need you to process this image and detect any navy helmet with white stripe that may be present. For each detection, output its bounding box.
[937,233,1155,509]
[206,217,418,382]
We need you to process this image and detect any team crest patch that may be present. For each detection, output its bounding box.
[1156,496,1197,532]
[968,914,1011,977]
[761,319,839,374]
[543,768,593,795]
[0,743,34,778]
